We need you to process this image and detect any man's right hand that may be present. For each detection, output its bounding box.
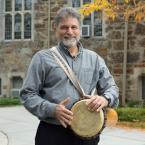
[55,97,73,128]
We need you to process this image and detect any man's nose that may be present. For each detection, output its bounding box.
[66,27,73,34]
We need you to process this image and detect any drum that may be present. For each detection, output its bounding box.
[70,100,106,139]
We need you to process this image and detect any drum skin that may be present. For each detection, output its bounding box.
[70,100,105,138]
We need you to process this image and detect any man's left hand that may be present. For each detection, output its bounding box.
[85,95,108,112]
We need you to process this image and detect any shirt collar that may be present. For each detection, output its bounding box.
[58,41,83,58]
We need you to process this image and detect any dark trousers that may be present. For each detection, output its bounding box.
[35,121,100,145]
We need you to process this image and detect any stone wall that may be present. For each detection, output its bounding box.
[0,0,145,103]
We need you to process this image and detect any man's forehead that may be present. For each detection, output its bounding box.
[59,16,79,22]
[58,17,80,26]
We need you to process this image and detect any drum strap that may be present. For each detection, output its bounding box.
[50,47,94,99]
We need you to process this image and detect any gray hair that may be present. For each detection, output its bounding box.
[53,7,81,27]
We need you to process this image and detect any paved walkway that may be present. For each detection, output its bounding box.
[0,106,145,145]
[0,131,8,145]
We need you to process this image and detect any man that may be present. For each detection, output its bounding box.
[20,7,119,145]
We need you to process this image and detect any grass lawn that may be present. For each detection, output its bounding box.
[0,97,21,106]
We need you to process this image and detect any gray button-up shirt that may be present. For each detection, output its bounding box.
[20,42,119,125]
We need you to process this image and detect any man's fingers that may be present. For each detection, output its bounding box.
[59,114,72,128]
[62,110,73,119]
[59,97,70,106]
[85,95,108,112]
[96,104,104,112]
[86,96,98,106]
[61,116,72,125]
[59,120,67,128]
[56,98,73,128]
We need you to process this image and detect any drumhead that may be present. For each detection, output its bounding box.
[70,100,104,138]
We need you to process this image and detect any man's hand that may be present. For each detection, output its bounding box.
[55,97,73,128]
[86,95,108,112]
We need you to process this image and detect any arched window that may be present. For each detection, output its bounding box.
[5,14,12,40]
[5,0,33,40]
[94,11,102,36]
[24,13,31,39]
[14,14,22,39]
[24,0,32,10]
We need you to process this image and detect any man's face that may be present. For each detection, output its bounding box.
[55,17,81,48]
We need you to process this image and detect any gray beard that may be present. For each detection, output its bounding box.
[62,37,80,48]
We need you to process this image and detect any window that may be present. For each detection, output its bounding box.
[5,0,33,40]
[5,14,12,39]
[0,78,1,95]
[15,14,22,39]
[11,76,23,97]
[5,0,12,11]
[72,0,104,37]
[24,13,31,38]
[72,0,80,7]
[142,76,145,100]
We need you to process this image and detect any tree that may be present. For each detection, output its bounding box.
[80,0,145,106]
[80,0,145,22]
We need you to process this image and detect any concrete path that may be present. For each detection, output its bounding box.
[0,106,145,145]
[0,131,8,145]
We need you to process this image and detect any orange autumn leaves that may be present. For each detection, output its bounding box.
[80,0,145,22]
[80,0,118,20]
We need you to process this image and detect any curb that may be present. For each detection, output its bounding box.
[0,131,9,145]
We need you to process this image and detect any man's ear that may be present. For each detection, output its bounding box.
[52,21,57,31]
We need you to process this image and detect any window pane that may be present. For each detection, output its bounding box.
[14,14,21,39]
[24,0,32,10]
[5,14,12,40]
[83,0,91,4]
[83,15,91,25]
[94,11,102,36]
[72,0,80,7]
[12,77,23,89]
[5,0,12,11]
[142,76,145,99]
[0,78,1,95]
[83,15,91,35]
[24,13,31,39]
[15,0,22,11]
[11,76,23,97]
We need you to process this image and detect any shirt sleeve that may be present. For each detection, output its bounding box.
[19,52,57,119]
[96,56,119,107]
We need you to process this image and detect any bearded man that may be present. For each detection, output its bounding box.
[20,7,119,145]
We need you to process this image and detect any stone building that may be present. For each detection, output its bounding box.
[0,0,145,105]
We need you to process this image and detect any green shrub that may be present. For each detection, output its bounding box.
[0,97,21,106]
[125,100,143,107]
[116,107,145,122]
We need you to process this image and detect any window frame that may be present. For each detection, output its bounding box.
[0,78,1,96]
[142,75,145,100]
[4,0,34,41]
[10,76,23,97]
[71,0,105,38]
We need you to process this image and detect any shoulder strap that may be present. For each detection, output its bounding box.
[50,47,91,99]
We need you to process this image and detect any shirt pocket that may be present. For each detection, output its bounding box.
[80,68,94,85]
